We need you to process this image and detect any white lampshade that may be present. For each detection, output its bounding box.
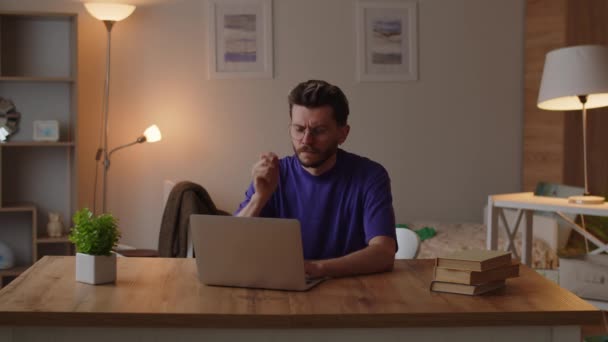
[538,45,608,110]
[84,3,136,22]
[143,125,162,143]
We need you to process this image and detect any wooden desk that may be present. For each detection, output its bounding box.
[487,192,608,265]
[0,256,601,342]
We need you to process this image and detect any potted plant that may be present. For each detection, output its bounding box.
[69,208,121,285]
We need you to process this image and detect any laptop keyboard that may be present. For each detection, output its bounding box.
[305,276,322,284]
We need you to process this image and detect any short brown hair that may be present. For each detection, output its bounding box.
[287,80,350,126]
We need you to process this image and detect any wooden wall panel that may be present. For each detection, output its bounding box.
[524,0,608,196]
[523,0,568,191]
[564,0,608,197]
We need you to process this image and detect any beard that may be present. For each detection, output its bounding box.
[293,141,339,169]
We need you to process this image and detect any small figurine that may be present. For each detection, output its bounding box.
[47,212,64,238]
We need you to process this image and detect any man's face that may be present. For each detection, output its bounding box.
[290,104,349,169]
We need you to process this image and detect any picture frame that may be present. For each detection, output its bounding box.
[207,0,273,79]
[356,0,418,82]
[33,120,59,142]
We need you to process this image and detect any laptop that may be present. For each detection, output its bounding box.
[189,214,325,291]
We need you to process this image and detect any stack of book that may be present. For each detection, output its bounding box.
[430,249,519,295]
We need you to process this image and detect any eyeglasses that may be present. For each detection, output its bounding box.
[289,124,330,140]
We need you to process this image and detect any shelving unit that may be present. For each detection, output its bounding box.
[0,76,74,82]
[36,236,71,244]
[0,12,77,287]
[1,141,75,147]
[0,266,29,287]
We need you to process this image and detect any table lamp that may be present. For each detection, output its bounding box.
[537,45,608,204]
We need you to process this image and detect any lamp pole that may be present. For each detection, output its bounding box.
[101,20,115,214]
[578,95,589,196]
[84,3,137,215]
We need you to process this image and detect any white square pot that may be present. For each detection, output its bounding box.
[75,252,117,285]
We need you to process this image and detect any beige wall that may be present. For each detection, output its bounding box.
[1,0,525,249]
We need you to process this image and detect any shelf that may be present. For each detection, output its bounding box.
[0,11,76,18]
[0,76,73,83]
[0,141,75,147]
[0,266,28,277]
[37,236,71,244]
[0,204,36,213]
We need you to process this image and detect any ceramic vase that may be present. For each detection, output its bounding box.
[75,252,116,285]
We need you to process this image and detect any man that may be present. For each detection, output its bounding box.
[236,80,396,278]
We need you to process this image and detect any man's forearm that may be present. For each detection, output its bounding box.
[314,243,395,278]
[235,193,269,217]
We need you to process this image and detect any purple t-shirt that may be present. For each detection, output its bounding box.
[236,149,396,260]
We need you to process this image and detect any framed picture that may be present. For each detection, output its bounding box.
[33,120,59,142]
[356,0,418,82]
[207,0,273,79]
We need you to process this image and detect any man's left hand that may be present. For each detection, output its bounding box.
[302,236,396,278]
[304,260,325,278]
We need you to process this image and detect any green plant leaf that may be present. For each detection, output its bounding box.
[69,208,121,256]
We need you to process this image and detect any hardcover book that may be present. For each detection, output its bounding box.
[435,249,511,272]
[430,280,506,296]
[434,261,519,285]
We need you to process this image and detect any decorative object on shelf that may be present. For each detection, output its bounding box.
[356,0,418,82]
[207,0,273,79]
[46,212,65,238]
[538,45,608,205]
[0,98,14,114]
[32,120,60,142]
[0,97,20,142]
[69,208,120,285]
[0,241,15,270]
[84,3,163,215]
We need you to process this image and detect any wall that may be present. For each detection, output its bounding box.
[0,0,525,249]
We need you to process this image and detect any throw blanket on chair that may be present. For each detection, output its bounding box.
[158,181,227,257]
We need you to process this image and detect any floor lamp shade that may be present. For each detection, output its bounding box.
[84,3,135,22]
[538,45,608,110]
[143,125,162,143]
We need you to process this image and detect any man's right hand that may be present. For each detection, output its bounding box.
[251,152,279,201]
[236,152,279,217]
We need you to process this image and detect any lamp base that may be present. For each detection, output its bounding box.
[568,195,605,205]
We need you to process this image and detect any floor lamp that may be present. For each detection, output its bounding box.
[538,45,608,204]
[85,3,162,214]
